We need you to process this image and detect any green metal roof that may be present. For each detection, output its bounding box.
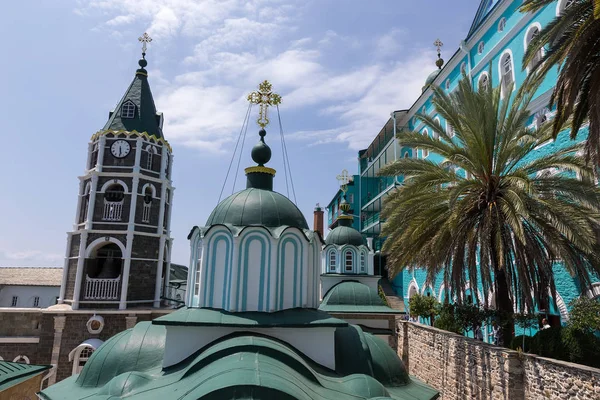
[206,188,309,230]
[325,225,366,246]
[319,281,401,314]
[40,321,438,400]
[0,360,51,392]
[102,62,163,138]
[153,307,349,328]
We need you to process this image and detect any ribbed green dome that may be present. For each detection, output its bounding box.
[322,282,385,307]
[422,69,441,92]
[206,188,309,229]
[325,225,365,246]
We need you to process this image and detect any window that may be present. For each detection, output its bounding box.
[433,118,441,140]
[421,106,427,114]
[498,17,506,32]
[103,184,125,221]
[445,79,450,90]
[33,296,40,308]
[500,53,514,96]
[447,122,455,138]
[477,41,485,54]
[11,296,18,307]
[13,355,29,364]
[348,193,354,204]
[525,25,543,71]
[344,251,353,272]
[557,0,575,15]
[122,100,135,119]
[142,187,152,223]
[478,73,489,91]
[329,252,336,272]
[403,152,410,158]
[422,129,429,157]
[144,145,157,170]
[460,62,467,75]
[70,346,95,375]
[360,252,366,273]
[80,182,91,224]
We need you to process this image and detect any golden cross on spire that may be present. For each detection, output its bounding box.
[138,32,152,55]
[336,169,351,193]
[247,80,282,128]
[433,38,443,53]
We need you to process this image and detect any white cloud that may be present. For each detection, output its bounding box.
[0,249,63,266]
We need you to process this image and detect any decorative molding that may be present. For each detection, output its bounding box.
[0,337,40,343]
[90,129,172,152]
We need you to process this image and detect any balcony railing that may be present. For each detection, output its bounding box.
[84,275,121,300]
[362,212,381,230]
[103,201,123,221]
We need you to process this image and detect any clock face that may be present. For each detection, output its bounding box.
[110,140,131,158]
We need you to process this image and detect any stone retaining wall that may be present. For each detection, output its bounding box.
[397,321,600,400]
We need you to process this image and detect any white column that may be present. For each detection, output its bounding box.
[72,178,85,230]
[134,137,143,173]
[166,187,174,235]
[153,236,166,307]
[85,174,99,230]
[58,233,73,303]
[301,241,309,307]
[128,176,140,231]
[119,231,134,309]
[164,239,172,301]
[72,230,88,309]
[157,183,167,235]
[85,142,93,171]
[97,136,106,172]
[160,146,168,180]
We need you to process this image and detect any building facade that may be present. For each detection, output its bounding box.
[325,0,599,326]
[0,267,62,308]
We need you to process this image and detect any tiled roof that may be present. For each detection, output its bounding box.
[0,267,62,286]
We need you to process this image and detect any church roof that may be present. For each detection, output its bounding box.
[40,321,439,400]
[319,281,401,314]
[206,187,309,230]
[466,0,502,39]
[0,360,51,392]
[102,59,164,138]
[0,267,62,286]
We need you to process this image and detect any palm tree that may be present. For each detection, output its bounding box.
[521,0,600,170]
[379,77,600,345]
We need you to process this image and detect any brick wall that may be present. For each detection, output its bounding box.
[128,260,157,301]
[397,321,600,400]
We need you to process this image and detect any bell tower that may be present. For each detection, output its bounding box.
[58,33,174,310]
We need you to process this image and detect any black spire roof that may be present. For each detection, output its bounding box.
[103,58,164,138]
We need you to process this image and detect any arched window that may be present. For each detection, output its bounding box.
[460,61,467,75]
[122,100,136,119]
[69,341,102,376]
[328,251,336,272]
[103,184,125,221]
[498,17,506,32]
[86,243,122,280]
[525,25,543,71]
[447,122,455,138]
[422,129,429,157]
[477,41,485,55]
[478,73,489,91]
[403,152,410,158]
[499,52,514,96]
[144,145,158,170]
[142,186,153,223]
[445,79,450,90]
[557,0,575,15]
[535,107,550,130]
[13,355,30,364]
[433,118,441,140]
[344,250,353,272]
[80,182,91,224]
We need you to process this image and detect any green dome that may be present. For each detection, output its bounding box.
[364,333,410,386]
[422,69,441,92]
[325,225,366,246]
[322,281,386,307]
[206,188,309,229]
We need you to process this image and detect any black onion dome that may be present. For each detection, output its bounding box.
[206,188,309,229]
[325,225,366,246]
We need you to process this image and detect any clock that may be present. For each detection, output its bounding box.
[110,140,131,158]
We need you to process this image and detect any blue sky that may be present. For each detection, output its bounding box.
[0,0,476,266]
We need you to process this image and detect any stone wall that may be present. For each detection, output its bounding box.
[397,321,600,400]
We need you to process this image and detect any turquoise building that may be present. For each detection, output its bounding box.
[326,173,360,232]
[325,0,600,329]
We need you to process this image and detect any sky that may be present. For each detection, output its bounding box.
[0,0,477,267]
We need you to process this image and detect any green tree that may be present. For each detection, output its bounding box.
[566,296,600,333]
[378,76,600,346]
[521,0,600,170]
[408,293,438,325]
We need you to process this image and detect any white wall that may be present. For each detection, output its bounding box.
[163,326,336,370]
[0,285,59,308]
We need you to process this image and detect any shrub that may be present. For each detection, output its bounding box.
[434,303,463,334]
[510,335,535,353]
[531,327,568,360]
[409,293,438,325]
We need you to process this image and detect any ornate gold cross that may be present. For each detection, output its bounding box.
[336,169,351,193]
[247,80,282,128]
[138,32,152,55]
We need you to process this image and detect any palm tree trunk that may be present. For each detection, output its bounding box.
[494,266,514,347]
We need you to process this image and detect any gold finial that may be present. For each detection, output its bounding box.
[434,38,444,69]
[336,169,351,193]
[247,80,282,128]
[138,32,152,56]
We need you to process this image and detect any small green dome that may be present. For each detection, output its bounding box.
[364,333,410,386]
[206,188,309,229]
[325,225,365,246]
[322,282,385,307]
[422,69,441,92]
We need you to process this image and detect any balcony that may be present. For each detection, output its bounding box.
[84,275,121,300]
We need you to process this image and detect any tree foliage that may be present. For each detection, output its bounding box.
[378,75,600,345]
[408,293,438,324]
